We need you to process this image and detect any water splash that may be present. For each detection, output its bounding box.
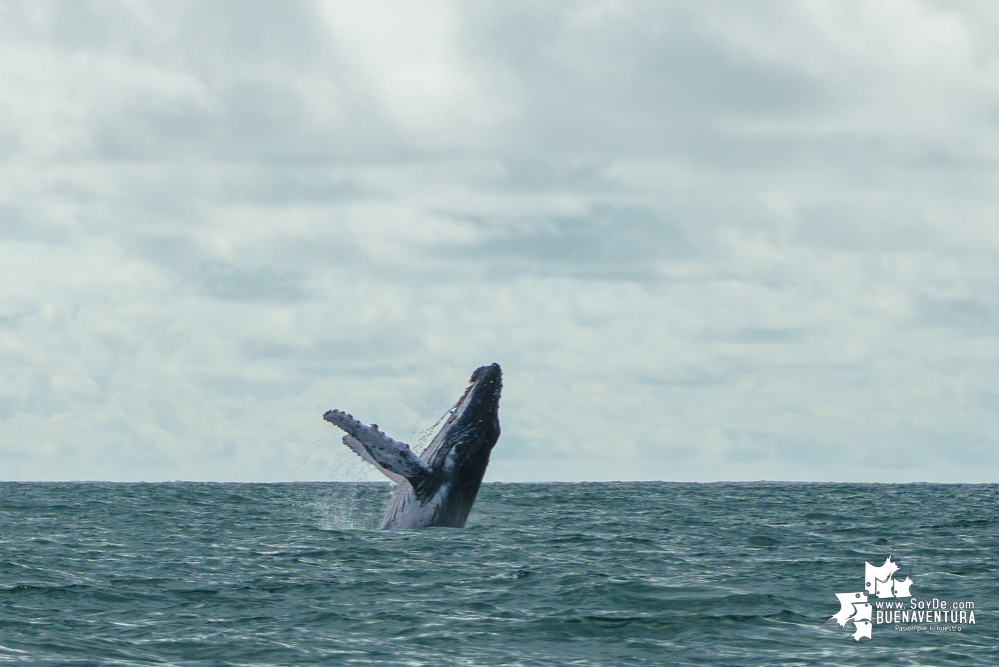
[294,436,390,482]
[308,485,364,530]
[304,483,395,530]
[413,405,452,455]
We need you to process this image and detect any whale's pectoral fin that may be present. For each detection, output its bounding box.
[324,409,435,499]
[342,435,406,485]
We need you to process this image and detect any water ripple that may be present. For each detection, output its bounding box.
[0,482,996,665]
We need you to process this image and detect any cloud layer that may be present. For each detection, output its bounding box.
[2,0,998,481]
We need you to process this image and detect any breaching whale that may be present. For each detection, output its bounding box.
[323,363,501,529]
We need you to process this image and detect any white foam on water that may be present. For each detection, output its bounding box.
[308,486,364,530]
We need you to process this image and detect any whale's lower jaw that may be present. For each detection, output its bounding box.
[378,485,452,530]
[378,488,484,529]
[378,458,491,529]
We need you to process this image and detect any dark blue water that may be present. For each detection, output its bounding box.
[1,482,996,665]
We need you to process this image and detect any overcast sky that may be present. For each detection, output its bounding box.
[1,0,997,482]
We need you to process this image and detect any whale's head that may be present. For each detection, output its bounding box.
[413,362,501,526]
[463,362,502,428]
[422,363,501,496]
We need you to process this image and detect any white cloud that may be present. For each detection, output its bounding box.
[0,0,997,481]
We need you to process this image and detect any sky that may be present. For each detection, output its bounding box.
[1,0,998,483]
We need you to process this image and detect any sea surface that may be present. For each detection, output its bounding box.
[0,482,996,666]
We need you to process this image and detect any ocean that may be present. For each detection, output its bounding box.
[0,482,996,665]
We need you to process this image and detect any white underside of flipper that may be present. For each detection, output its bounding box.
[323,409,432,485]
[342,435,406,484]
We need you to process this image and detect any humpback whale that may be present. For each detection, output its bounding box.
[323,363,501,529]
